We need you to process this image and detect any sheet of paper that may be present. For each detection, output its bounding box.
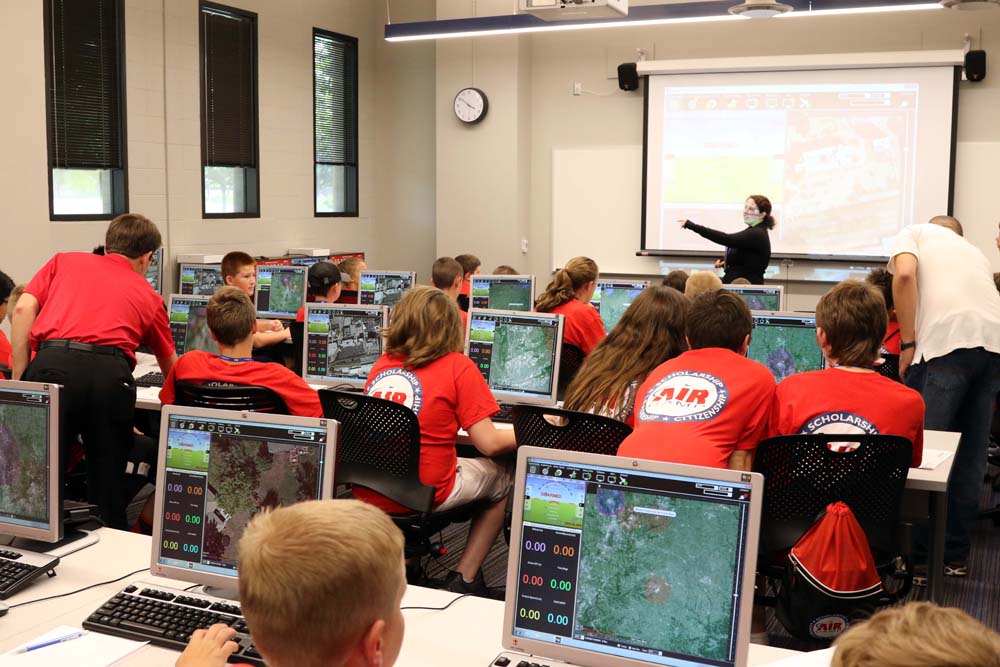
[2,625,147,667]
[917,448,953,470]
[135,386,161,402]
[759,647,834,667]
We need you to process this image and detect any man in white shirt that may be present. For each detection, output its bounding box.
[889,216,1000,577]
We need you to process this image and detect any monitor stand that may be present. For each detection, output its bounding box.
[201,585,240,601]
[7,527,100,558]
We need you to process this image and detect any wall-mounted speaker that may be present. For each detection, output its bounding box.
[965,50,986,82]
[617,62,639,91]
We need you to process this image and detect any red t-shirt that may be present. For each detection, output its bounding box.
[882,321,901,356]
[295,306,305,323]
[26,253,173,365]
[460,308,468,331]
[159,351,322,418]
[359,352,499,513]
[336,289,359,305]
[618,348,776,468]
[0,330,11,368]
[459,278,471,298]
[768,368,924,467]
[548,299,606,355]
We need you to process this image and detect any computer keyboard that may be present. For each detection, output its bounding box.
[494,403,515,424]
[0,547,59,599]
[84,583,264,665]
[135,371,165,387]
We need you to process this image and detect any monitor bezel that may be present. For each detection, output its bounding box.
[464,308,564,407]
[723,284,786,312]
[177,263,224,296]
[149,405,338,591]
[503,446,763,667]
[358,270,417,307]
[254,265,308,320]
[748,310,826,374]
[0,380,63,543]
[301,303,389,389]
[470,274,536,312]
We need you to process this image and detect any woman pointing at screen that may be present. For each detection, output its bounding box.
[680,195,774,285]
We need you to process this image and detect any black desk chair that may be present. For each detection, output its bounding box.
[753,434,913,640]
[511,404,632,456]
[556,343,585,401]
[875,353,901,383]
[173,382,290,414]
[289,321,305,376]
[319,389,487,582]
[0,365,11,380]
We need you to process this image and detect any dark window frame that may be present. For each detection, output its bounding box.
[313,27,359,218]
[43,0,129,222]
[199,0,260,219]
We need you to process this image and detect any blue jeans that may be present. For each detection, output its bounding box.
[907,347,1000,562]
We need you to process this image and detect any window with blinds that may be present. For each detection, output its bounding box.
[200,2,258,217]
[314,29,358,216]
[44,0,127,220]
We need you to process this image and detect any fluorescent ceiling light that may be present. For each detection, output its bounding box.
[940,0,1000,8]
[779,2,940,15]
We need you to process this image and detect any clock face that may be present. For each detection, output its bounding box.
[454,87,488,124]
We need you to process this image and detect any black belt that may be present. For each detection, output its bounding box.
[38,339,128,360]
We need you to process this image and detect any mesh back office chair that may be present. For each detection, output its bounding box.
[875,354,901,383]
[556,343,585,401]
[173,382,290,414]
[511,405,632,456]
[319,390,487,581]
[289,321,305,376]
[0,365,10,380]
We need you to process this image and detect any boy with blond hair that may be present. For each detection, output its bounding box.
[337,256,366,304]
[220,251,291,347]
[684,270,723,299]
[177,499,407,667]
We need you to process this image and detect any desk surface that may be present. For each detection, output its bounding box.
[1,529,801,666]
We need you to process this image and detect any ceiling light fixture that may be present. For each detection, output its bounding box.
[939,0,1000,8]
[729,1,794,17]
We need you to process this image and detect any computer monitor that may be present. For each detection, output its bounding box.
[255,265,307,319]
[145,248,163,294]
[748,311,825,383]
[590,280,650,333]
[724,284,785,312]
[150,405,337,594]
[504,446,763,667]
[178,263,225,296]
[466,309,564,406]
[0,381,62,544]
[290,256,325,267]
[471,274,535,312]
[358,270,416,308]
[302,303,388,389]
[168,295,221,357]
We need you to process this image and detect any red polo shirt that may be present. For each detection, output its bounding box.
[26,252,173,365]
[0,330,11,368]
[548,298,606,355]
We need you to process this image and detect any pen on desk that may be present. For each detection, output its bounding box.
[14,630,88,654]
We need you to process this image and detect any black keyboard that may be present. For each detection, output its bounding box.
[84,583,264,665]
[494,404,515,424]
[0,548,59,599]
[135,371,165,387]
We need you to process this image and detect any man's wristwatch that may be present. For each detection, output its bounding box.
[900,340,916,351]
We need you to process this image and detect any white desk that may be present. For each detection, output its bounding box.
[0,529,802,666]
[908,430,959,603]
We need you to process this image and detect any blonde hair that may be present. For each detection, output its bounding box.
[832,602,1000,667]
[337,257,365,287]
[239,500,405,667]
[535,257,598,312]
[493,265,518,275]
[563,286,689,418]
[207,287,256,346]
[383,285,464,369]
[684,270,723,299]
[7,284,25,324]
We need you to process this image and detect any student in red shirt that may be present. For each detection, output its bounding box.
[866,268,901,355]
[221,251,290,348]
[432,256,468,329]
[618,290,775,470]
[363,286,515,596]
[336,256,366,304]
[534,256,606,355]
[11,214,176,528]
[0,271,15,372]
[562,285,689,427]
[161,287,322,417]
[294,261,343,323]
[768,280,924,467]
[454,253,480,312]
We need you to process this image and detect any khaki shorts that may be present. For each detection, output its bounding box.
[436,457,512,511]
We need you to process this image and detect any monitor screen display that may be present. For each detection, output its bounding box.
[178,264,224,296]
[466,310,562,404]
[255,266,307,319]
[155,410,333,580]
[303,304,387,388]
[510,453,757,667]
[145,248,163,294]
[471,275,535,312]
[747,312,823,382]
[169,295,221,356]
[723,285,784,312]
[358,271,415,308]
[590,280,649,333]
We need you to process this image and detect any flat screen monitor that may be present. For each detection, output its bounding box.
[168,295,221,357]
[150,405,337,592]
[303,304,388,389]
[590,280,649,333]
[358,271,416,308]
[504,447,762,667]
[255,265,307,319]
[290,256,325,267]
[723,284,785,312]
[145,248,163,294]
[0,381,61,543]
[748,311,824,383]
[466,309,563,406]
[471,275,535,312]
[178,263,224,296]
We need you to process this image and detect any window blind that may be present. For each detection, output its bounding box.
[201,4,257,168]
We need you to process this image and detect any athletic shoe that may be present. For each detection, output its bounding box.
[911,563,927,587]
[444,569,490,597]
[944,561,968,577]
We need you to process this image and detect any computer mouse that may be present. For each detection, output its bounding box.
[0,602,8,617]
